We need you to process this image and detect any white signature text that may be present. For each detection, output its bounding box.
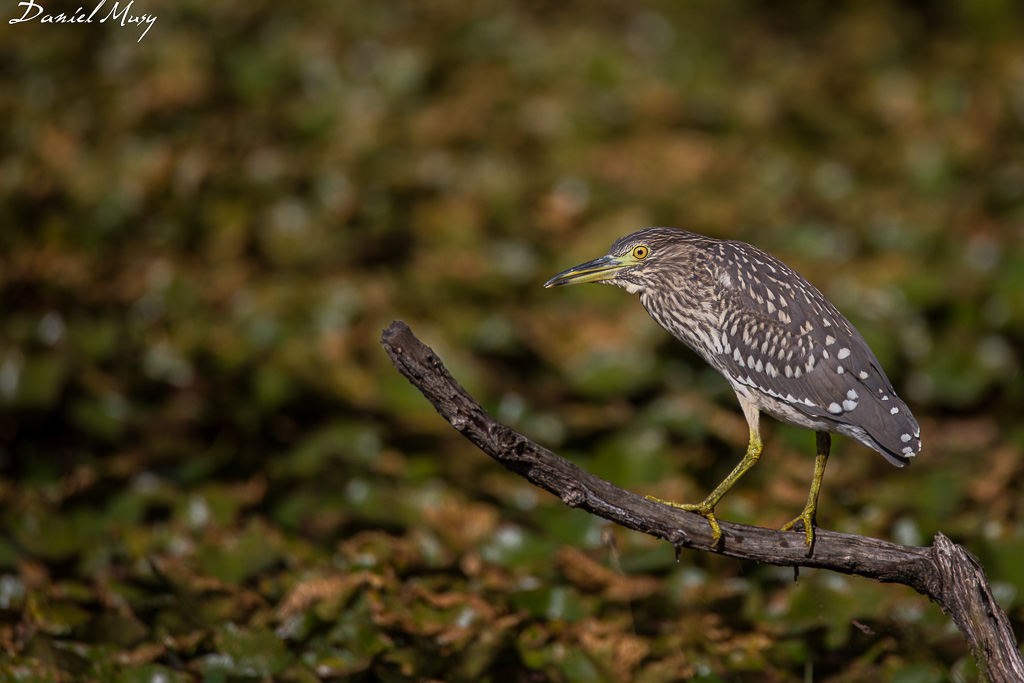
[9,1,157,42]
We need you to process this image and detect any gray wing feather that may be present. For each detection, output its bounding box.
[706,241,921,464]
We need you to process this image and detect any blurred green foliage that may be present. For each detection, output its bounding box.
[1,0,1022,679]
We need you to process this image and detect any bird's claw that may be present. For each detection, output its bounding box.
[781,511,816,551]
[646,495,723,543]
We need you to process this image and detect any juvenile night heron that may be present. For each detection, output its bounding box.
[545,227,921,548]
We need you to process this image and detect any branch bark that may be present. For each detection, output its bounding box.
[381,320,1023,681]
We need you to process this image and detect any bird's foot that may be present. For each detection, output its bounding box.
[645,495,723,543]
[781,509,816,551]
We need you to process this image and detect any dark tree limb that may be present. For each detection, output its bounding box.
[381,320,1023,681]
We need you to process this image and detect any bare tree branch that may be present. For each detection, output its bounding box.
[381,320,1023,682]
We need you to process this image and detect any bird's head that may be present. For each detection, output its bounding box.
[543,227,695,294]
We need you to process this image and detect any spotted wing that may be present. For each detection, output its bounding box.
[704,240,921,465]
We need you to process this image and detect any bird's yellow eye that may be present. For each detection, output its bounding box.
[632,245,649,260]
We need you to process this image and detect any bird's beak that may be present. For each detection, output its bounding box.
[543,254,628,288]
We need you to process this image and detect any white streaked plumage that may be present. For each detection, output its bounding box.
[584,227,922,467]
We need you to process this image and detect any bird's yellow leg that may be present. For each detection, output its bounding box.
[647,429,763,542]
[782,432,831,549]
